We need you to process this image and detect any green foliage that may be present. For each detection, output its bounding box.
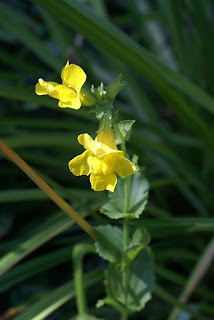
[101,173,149,219]
[113,120,135,144]
[95,223,154,315]
[1,0,214,319]
[124,227,151,265]
[12,270,103,320]
[0,212,72,276]
[95,225,123,263]
[105,248,155,313]
[106,73,126,101]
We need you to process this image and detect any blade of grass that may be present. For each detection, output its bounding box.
[0,188,100,204]
[40,10,71,57]
[0,48,46,74]
[141,218,214,231]
[167,236,214,320]
[125,0,177,70]
[0,116,96,131]
[132,131,211,204]
[29,0,214,156]
[186,0,214,89]
[0,3,62,72]
[0,211,71,276]
[156,264,214,302]
[0,247,72,293]
[0,86,96,121]
[12,269,104,320]
[163,0,189,74]
[0,139,96,240]
[155,285,208,320]
[3,133,79,149]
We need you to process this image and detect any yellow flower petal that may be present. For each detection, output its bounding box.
[78,134,96,154]
[35,78,60,98]
[58,98,81,110]
[57,86,77,103]
[90,172,117,192]
[61,62,86,93]
[98,151,124,174]
[115,157,136,177]
[35,80,47,95]
[68,150,92,176]
[95,132,118,157]
[69,130,136,192]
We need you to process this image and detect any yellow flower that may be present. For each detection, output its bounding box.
[35,61,87,109]
[69,131,136,192]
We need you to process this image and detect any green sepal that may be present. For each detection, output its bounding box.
[88,105,104,115]
[105,248,155,313]
[113,120,135,144]
[123,227,151,267]
[100,173,149,219]
[80,87,96,106]
[94,225,123,263]
[106,74,126,101]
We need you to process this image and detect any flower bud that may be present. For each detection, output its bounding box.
[95,82,107,100]
[106,74,126,101]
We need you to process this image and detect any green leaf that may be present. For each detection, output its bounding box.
[128,174,149,216]
[113,120,135,144]
[124,227,151,264]
[95,225,123,263]
[100,173,149,219]
[106,248,155,312]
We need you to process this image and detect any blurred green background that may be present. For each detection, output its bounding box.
[0,0,214,319]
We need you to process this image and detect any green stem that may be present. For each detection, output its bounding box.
[120,142,126,155]
[104,297,127,320]
[123,215,130,314]
[97,112,112,132]
[124,217,130,247]
[72,243,96,314]
[124,176,130,214]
